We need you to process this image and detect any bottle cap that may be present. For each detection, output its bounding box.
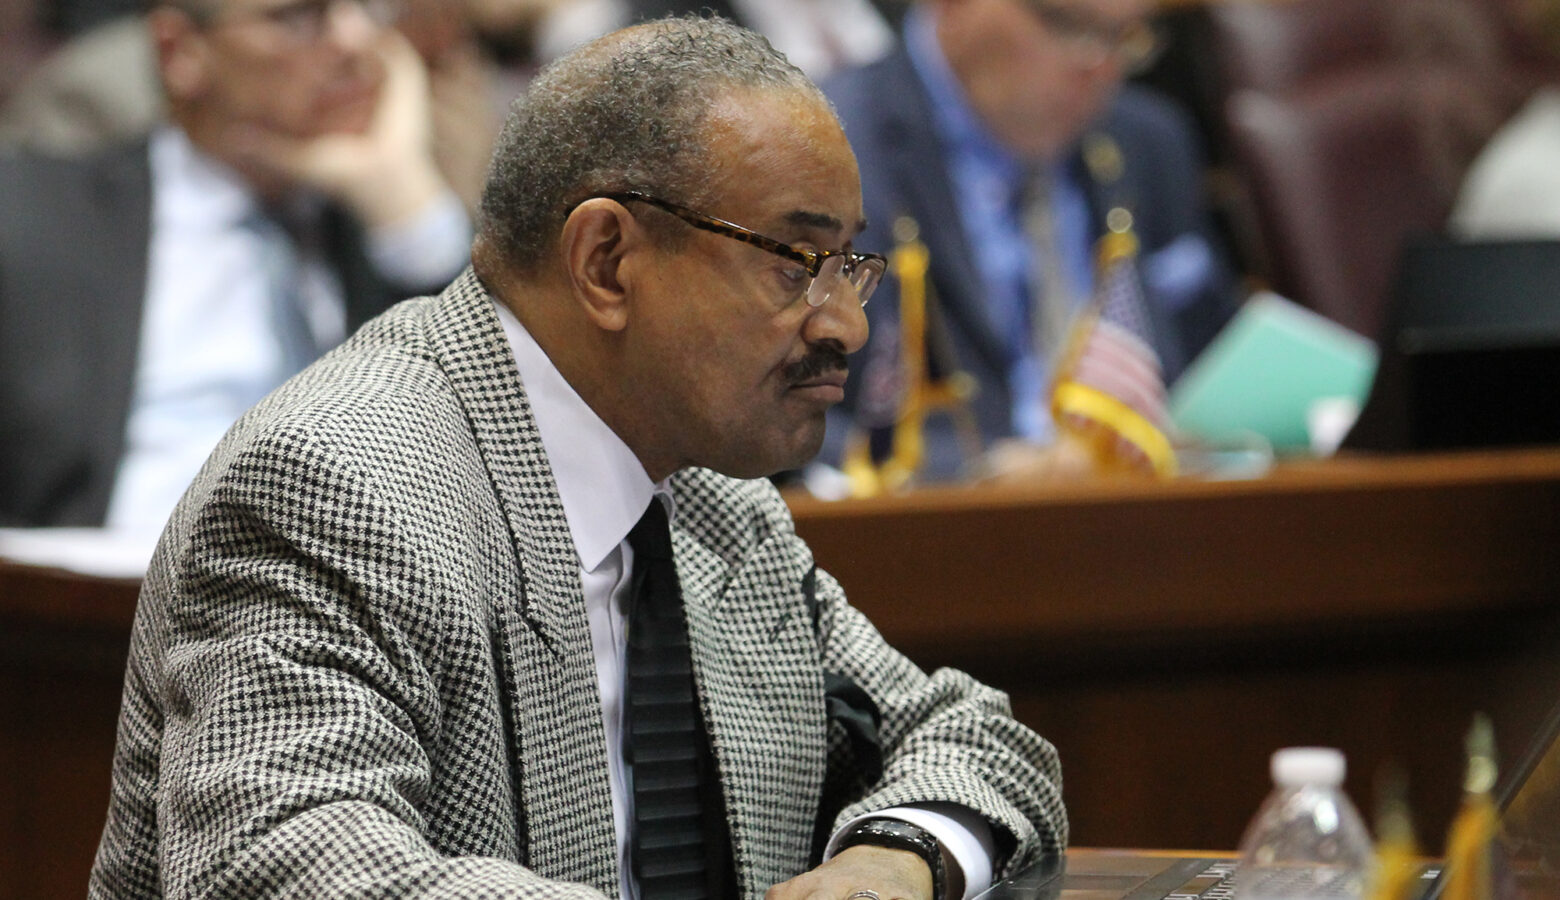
[1271,747,1346,787]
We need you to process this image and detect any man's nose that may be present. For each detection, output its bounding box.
[805,279,870,356]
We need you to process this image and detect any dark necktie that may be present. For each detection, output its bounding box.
[1021,173,1080,363]
[246,210,320,385]
[625,500,731,899]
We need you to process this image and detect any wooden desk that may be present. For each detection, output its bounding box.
[0,562,136,900]
[789,446,1560,857]
[5,447,1560,899]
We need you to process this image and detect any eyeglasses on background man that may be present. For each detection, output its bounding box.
[190,0,405,46]
[1021,0,1164,73]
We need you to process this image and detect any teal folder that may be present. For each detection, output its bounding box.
[1169,292,1379,451]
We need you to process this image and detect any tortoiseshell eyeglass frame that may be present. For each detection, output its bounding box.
[594,191,886,308]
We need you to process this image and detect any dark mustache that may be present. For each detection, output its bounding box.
[783,343,850,384]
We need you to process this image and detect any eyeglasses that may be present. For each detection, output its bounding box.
[599,191,887,309]
[1021,0,1164,73]
[203,0,404,45]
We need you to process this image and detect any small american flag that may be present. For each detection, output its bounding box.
[1050,229,1177,477]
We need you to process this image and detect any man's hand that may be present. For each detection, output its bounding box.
[228,30,450,228]
[766,844,935,900]
[977,431,1099,484]
[425,39,496,213]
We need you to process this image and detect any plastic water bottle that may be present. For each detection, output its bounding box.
[1236,747,1376,900]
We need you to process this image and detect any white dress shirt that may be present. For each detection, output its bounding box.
[490,301,994,898]
[1452,88,1560,239]
[104,126,470,532]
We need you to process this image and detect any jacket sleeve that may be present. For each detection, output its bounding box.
[809,563,1068,876]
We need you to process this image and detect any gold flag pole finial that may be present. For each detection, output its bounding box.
[842,215,931,497]
[1443,714,1500,900]
[878,215,933,492]
[843,214,978,496]
[1368,764,1422,900]
[1050,207,1177,479]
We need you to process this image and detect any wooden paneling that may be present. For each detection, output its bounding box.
[0,566,135,900]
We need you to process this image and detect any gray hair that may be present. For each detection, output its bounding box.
[478,15,826,273]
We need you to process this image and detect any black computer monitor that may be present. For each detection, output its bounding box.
[1345,238,1560,451]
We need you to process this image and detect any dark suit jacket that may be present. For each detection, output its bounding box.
[822,47,1238,479]
[0,140,435,526]
[89,270,1067,898]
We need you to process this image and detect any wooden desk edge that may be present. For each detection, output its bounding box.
[784,446,1560,519]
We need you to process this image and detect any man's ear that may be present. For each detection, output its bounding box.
[149,6,209,101]
[560,198,643,332]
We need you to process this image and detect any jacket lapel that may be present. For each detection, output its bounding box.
[419,279,834,892]
[423,270,619,893]
[670,476,827,892]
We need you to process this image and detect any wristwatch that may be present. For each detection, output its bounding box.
[836,817,947,900]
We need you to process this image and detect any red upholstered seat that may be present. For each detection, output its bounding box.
[1208,0,1536,340]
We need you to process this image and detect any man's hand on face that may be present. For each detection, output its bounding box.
[230,29,449,228]
[766,844,935,900]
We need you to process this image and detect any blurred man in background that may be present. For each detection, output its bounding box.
[0,0,570,208]
[824,0,1238,483]
[0,0,471,528]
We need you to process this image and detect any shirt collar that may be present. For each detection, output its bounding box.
[903,4,1025,185]
[491,300,668,573]
[151,125,329,233]
[150,125,261,230]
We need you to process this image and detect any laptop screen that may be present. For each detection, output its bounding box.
[1498,700,1560,900]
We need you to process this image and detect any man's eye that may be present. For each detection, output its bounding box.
[778,264,809,286]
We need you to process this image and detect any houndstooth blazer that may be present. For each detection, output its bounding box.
[89,269,1067,899]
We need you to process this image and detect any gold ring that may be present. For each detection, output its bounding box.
[848,892,882,900]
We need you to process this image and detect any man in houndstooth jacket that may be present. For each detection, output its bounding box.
[90,16,1067,900]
